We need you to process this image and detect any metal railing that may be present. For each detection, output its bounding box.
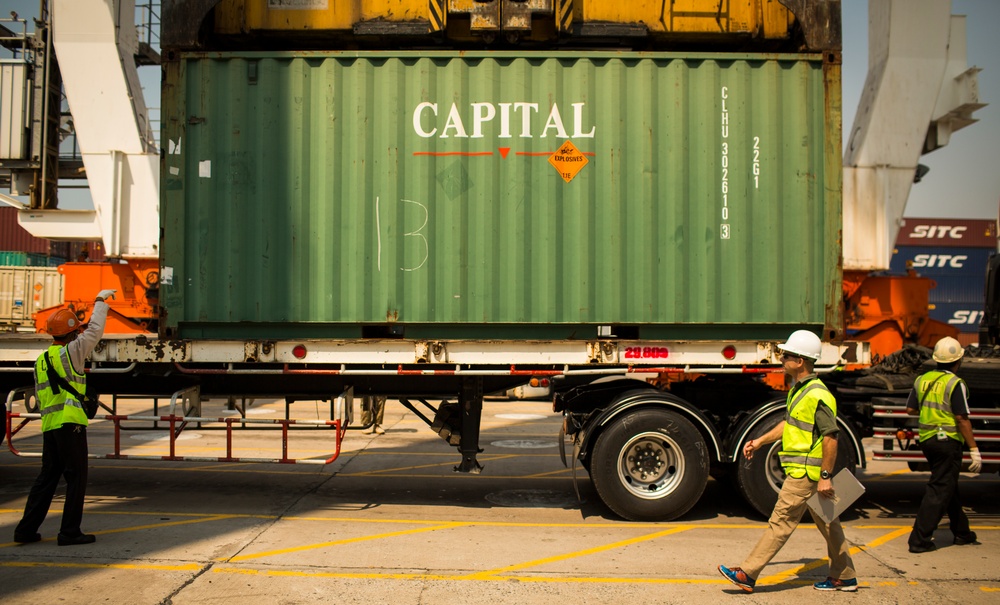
[5,386,349,465]
[0,15,33,61]
[136,1,161,53]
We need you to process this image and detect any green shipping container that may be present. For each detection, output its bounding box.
[0,251,56,267]
[161,51,842,340]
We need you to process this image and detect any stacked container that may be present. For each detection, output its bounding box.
[0,207,106,262]
[892,218,999,346]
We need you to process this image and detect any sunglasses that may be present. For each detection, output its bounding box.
[780,353,803,361]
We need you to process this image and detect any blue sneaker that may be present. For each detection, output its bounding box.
[814,577,858,592]
[718,564,755,593]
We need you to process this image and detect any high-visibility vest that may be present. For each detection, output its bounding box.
[914,370,965,444]
[779,378,836,481]
[34,344,89,432]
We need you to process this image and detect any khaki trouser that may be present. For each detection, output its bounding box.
[741,475,856,581]
[361,395,386,426]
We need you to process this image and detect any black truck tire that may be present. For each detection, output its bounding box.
[590,407,709,521]
[735,411,858,519]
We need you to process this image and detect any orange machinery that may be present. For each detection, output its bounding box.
[843,270,958,361]
[33,260,159,335]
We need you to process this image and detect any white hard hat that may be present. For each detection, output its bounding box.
[778,330,823,361]
[932,336,965,363]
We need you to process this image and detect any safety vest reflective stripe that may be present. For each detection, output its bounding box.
[38,400,86,416]
[919,422,955,431]
[779,378,836,482]
[920,400,953,413]
[785,415,813,432]
[787,383,826,416]
[34,344,89,431]
[777,453,825,466]
[915,371,964,444]
[784,383,826,432]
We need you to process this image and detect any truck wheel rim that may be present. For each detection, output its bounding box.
[765,442,786,494]
[617,432,684,500]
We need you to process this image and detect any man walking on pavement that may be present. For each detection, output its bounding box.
[718,330,858,593]
[906,336,981,553]
[13,289,116,546]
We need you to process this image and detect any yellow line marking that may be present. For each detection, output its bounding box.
[85,464,323,476]
[340,455,519,476]
[524,468,573,478]
[225,522,467,562]
[338,473,576,480]
[0,508,779,529]
[210,567,749,584]
[466,526,694,579]
[0,561,201,571]
[0,515,235,548]
[758,528,910,586]
[981,587,1000,592]
[854,525,997,530]
[865,469,910,481]
[92,514,237,536]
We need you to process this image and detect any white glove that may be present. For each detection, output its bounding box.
[96,289,117,302]
[969,448,983,474]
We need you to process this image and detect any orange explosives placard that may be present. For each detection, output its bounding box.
[548,140,588,183]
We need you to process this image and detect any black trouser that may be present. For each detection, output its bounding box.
[15,423,89,538]
[908,437,971,547]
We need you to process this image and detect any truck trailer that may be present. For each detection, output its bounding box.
[2,0,998,522]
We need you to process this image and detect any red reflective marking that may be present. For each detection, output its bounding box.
[413,151,494,156]
[509,367,562,375]
[499,147,511,158]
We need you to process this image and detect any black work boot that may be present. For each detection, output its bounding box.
[57,533,96,546]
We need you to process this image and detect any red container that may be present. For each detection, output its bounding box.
[0,207,105,262]
[896,217,998,248]
[0,207,52,254]
[956,333,980,347]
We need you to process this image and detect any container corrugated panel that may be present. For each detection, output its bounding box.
[926,275,984,304]
[896,218,998,248]
[927,302,985,334]
[0,207,54,254]
[889,246,993,278]
[161,51,841,339]
[1,62,29,160]
[0,208,105,261]
[956,332,979,347]
[0,251,58,267]
[0,251,28,266]
[0,266,64,331]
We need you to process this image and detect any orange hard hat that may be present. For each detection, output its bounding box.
[46,309,82,338]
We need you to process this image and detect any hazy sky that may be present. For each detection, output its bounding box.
[4,0,998,219]
[842,0,1000,220]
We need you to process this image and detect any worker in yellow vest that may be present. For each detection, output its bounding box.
[905,336,982,553]
[13,289,116,546]
[718,330,857,592]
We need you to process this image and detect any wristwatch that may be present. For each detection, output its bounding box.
[820,470,832,480]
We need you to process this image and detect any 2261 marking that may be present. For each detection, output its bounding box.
[624,347,669,359]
